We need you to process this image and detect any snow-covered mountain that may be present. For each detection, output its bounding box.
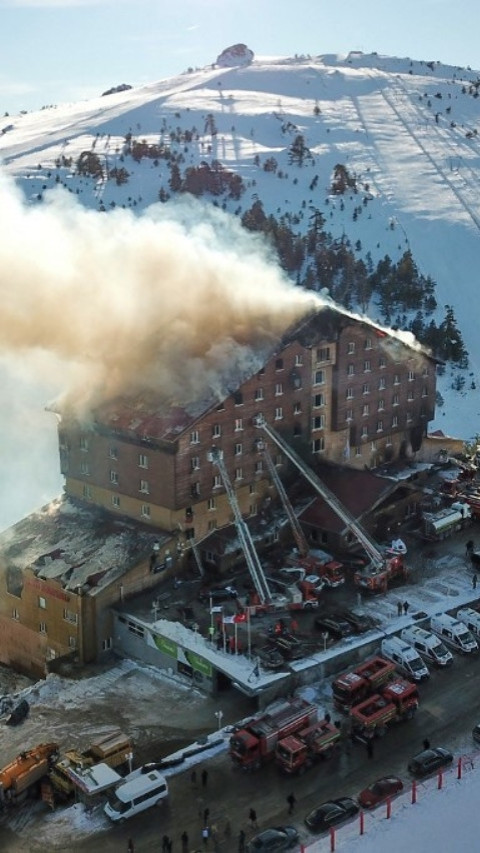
[1,48,480,528]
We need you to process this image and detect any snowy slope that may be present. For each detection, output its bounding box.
[1,50,480,527]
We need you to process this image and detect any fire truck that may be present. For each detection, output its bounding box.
[0,743,59,808]
[229,698,317,771]
[275,718,340,774]
[332,656,397,713]
[421,502,472,541]
[350,678,419,739]
[253,418,408,595]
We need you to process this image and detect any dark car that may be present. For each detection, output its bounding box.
[336,609,376,633]
[305,797,359,833]
[408,747,453,777]
[314,615,355,640]
[5,698,29,726]
[473,723,480,744]
[198,585,238,604]
[358,775,404,808]
[246,825,298,852]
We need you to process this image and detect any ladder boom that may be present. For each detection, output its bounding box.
[256,439,309,557]
[254,418,384,570]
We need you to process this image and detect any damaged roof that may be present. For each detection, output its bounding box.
[0,497,172,595]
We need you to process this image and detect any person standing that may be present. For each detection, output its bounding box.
[249,807,258,829]
[473,573,478,590]
[202,825,209,847]
[238,829,246,852]
[203,807,210,825]
[403,600,409,616]
[423,738,431,750]
[286,792,296,814]
[201,768,208,788]
[366,738,374,759]
[191,769,197,786]
[397,601,403,617]
[181,831,189,853]
[127,841,134,853]
[162,835,170,853]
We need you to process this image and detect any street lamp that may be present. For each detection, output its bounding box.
[214,710,223,731]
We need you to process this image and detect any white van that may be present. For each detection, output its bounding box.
[104,767,168,822]
[400,625,453,667]
[380,636,430,682]
[430,613,478,654]
[456,608,480,640]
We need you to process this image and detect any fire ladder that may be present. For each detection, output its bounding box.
[254,417,385,573]
[255,437,309,558]
[207,447,272,604]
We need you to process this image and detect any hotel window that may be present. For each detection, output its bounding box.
[362,383,370,395]
[63,609,78,625]
[80,436,89,452]
[141,504,151,519]
[275,407,283,420]
[191,482,200,497]
[361,426,368,439]
[102,637,113,651]
[233,391,243,406]
[82,484,91,499]
[213,474,222,489]
[235,468,243,481]
[345,408,353,421]
[379,357,386,369]
[255,388,264,401]
[355,446,362,456]
[346,387,354,400]
[362,404,370,416]
[39,622,47,635]
[312,415,325,430]
[347,364,355,376]
[249,484,256,495]
[212,424,221,438]
[312,437,325,453]
[208,520,217,532]
[208,497,216,511]
[275,358,284,371]
[371,440,378,451]
[378,398,385,411]
[378,377,386,390]
[408,370,415,381]
[377,420,383,433]
[191,457,200,471]
[347,341,355,354]
[275,383,283,396]
[407,390,414,401]
[255,461,263,474]
[139,480,150,494]
[365,337,373,350]
[110,470,119,485]
[392,394,399,407]
[139,453,148,469]
[314,369,325,385]
[317,347,330,362]
[392,415,399,428]
[112,495,120,508]
[386,434,393,446]
[80,461,89,476]
[406,411,413,424]
[314,393,325,407]
[249,504,258,516]
[190,430,200,444]
[295,354,304,366]
[38,596,46,609]
[364,360,371,372]
[422,386,428,397]
[234,418,243,431]
[422,366,429,377]
[12,608,19,621]
[393,374,400,385]
[293,402,302,415]
[109,446,118,460]
[234,443,243,456]
[69,636,77,649]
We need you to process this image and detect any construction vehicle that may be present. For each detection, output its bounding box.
[254,418,408,594]
[48,730,132,801]
[332,656,396,713]
[229,698,317,771]
[256,436,346,588]
[349,678,419,740]
[421,502,472,541]
[275,718,341,774]
[0,743,59,808]
[267,575,320,609]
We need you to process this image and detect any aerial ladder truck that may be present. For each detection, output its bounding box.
[253,417,407,593]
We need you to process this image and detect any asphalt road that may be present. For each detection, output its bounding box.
[2,648,479,853]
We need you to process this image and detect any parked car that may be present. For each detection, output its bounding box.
[472,723,480,744]
[333,610,375,633]
[246,825,299,852]
[314,615,355,640]
[5,698,29,726]
[198,586,238,604]
[408,747,453,777]
[305,797,359,833]
[358,775,404,808]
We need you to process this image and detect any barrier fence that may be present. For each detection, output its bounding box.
[300,749,479,852]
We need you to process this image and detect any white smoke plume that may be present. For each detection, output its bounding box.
[0,172,321,418]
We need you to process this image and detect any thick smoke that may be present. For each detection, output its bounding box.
[0,173,320,417]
